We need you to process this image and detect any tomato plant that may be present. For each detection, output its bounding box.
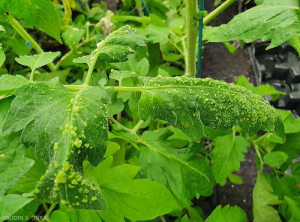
[0,0,299,221]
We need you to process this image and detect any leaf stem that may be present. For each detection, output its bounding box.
[203,0,236,25]
[5,14,56,72]
[185,0,198,77]
[30,69,35,82]
[160,216,166,222]
[131,120,144,134]
[42,203,49,212]
[42,203,57,221]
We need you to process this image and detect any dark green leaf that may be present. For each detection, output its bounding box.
[3,81,109,210]
[138,77,285,142]
[0,0,62,42]
[139,129,215,203]
[209,0,300,49]
[273,133,300,160]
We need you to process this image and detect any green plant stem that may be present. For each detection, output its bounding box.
[185,0,198,77]
[54,36,97,71]
[42,203,49,212]
[131,120,144,134]
[43,203,57,221]
[135,0,143,17]
[203,0,236,25]
[6,14,56,72]
[29,69,35,82]
[160,216,166,222]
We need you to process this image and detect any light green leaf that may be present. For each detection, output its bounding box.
[50,210,70,222]
[104,141,120,158]
[182,215,192,222]
[62,26,86,50]
[110,70,136,85]
[84,156,179,222]
[209,0,300,49]
[2,81,110,210]
[277,110,300,134]
[10,200,39,222]
[285,196,300,221]
[0,49,5,67]
[0,132,34,197]
[112,54,149,77]
[263,151,288,168]
[0,97,13,132]
[15,52,61,71]
[136,25,170,43]
[253,172,281,222]
[0,75,29,95]
[288,37,300,56]
[138,77,285,142]
[236,75,284,100]
[0,195,34,218]
[60,204,103,222]
[228,174,243,185]
[0,25,5,32]
[205,205,247,222]
[139,129,215,203]
[273,133,300,160]
[74,26,146,66]
[211,133,249,185]
[0,0,62,42]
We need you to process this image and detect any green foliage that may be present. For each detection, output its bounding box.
[0,75,29,95]
[0,0,62,42]
[85,156,179,222]
[138,76,285,142]
[205,205,247,222]
[210,0,300,50]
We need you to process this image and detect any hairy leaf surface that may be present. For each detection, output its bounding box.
[138,77,285,142]
[3,81,110,210]
[84,157,179,222]
[0,0,62,42]
[205,205,247,222]
[209,0,300,49]
[210,133,249,185]
[139,129,215,203]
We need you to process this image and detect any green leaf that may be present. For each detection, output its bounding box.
[277,110,300,134]
[205,205,247,222]
[273,133,300,160]
[0,25,5,32]
[288,37,300,56]
[110,70,136,85]
[0,75,29,95]
[0,96,13,132]
[84,156,179,222]
[285,196,300,221]
[182,215,192,222]
[74,26,146,66]
[15,52,61,71]
[210,133,249,185]
[0,132,34,197]
[0,195,34,218]
[59,205,103,222]
[11,146,47,194]
[0,0,62,42]
[263,151,288,168]
[228,174,243,185]
[209,0,300,49]
[62,26,86,50]
[136,25,170,43]
[3,81,110,210]
[112,54,149,77]
[139,129,215,203]
[253,172,281,222]
[0,49,5,67]
[236,75,285,100]
[50,210,70,222]
[138,77,285,142]
[10,200,39,222]
[104,141,120,158]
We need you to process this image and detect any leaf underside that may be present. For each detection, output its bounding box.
[138,77,285,142]
[2,81,110,210]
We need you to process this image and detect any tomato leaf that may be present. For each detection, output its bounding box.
[205,205,247,222]
[0,74,29,95]
[0,195,34,218]
[2,80,110,210]
[84,156,179,222]
[138,77,285,142]
[139,129,215,203]
[209,0,300,50]
[210,133,249,185]
[0,0,62,42]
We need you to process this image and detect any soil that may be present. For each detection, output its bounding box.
[96,0,257,221]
